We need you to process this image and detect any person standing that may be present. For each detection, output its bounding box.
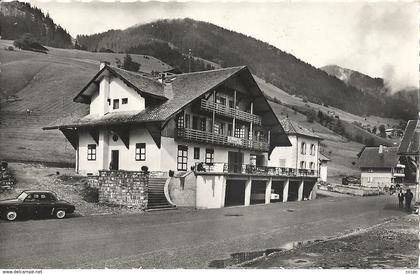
[405,189,414,212]
[398,190,404,208]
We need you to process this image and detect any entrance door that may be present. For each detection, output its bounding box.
[111,150,119,170]
[228,151,243,173]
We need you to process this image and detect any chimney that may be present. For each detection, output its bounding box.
[99,61,110,70]
[378,144,384,154]
[163,81,174,100]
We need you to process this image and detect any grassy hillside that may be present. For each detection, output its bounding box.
[76,18,415,120]
[0,40,171,163]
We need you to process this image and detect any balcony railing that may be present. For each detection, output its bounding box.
[177,128,269,152]
[201,99,262,125]
[194,162,318,177]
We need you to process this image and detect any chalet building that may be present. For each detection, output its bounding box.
[45,62,320,208]
[357,145,405,188]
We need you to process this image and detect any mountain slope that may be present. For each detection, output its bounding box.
[77,18,386,117]
[0,1,72,48]
[320,65,386,95]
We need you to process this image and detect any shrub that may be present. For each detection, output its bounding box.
[1,161,8,169]
[169,170,175,177]
[141,166,149,172]
[7,46,14,51]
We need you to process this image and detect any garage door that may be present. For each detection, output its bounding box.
[225,180,246,207]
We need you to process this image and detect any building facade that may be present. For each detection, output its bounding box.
[358,145,405,188]
[45,63,320,208]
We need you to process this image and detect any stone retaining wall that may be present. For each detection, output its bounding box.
[98,170,149,210]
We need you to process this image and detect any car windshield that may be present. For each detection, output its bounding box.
[17,192,29,201]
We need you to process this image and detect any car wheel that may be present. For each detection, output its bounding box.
[6,210,17,221]
[55,210,66,219]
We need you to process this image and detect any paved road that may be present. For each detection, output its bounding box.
[0,195,409,268]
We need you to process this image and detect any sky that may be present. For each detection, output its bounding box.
[23,0,420,91]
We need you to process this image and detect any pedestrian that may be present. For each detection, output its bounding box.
[405,189,414,212]
[398,190,404,208]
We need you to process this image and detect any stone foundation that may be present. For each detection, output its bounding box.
[98,170,148,210]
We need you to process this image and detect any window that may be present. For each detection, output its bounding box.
[310,162,315,170]
[122,98,128,104]
[177,145,188,171]
[214,123,220,134]
[177,115,184,128]
[185,114,190,129]
[194,147,200,160]
[220,123,225,135]
[200,118,206,131]
[310,144,316,155]
[235,127,245,139]
[87,144,96,161]
[216,96,226,105]
[135,143,146,161]
[205,148,214,164]
[300,161,306,169]
[113,99,119,110]
[301,142,306,155]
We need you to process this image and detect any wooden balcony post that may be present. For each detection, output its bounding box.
[212,90,216,138]
[249,102,253,140]
[265,177,272,204]
[232,89,237,136]
[283,179,289,202]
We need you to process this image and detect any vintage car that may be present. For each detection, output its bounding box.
[0,190,75,221]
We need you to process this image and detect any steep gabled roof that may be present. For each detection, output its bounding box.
[73,65,167,103]
[279,118,322,139]
[358,146,400,168]
[398,120,419,156]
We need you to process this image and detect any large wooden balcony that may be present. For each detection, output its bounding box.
[176,128,269,152]
[200,99,262,125]
[194,162,318,178]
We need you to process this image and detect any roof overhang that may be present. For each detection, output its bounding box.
[398,120,419,156]
[73,65,167,104]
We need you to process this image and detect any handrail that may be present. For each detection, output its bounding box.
[177,128,269,152]
[201,99,262,125]
[194,162,318,177]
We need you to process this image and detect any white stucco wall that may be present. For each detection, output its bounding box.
[89,76,145,115]
[196,175,226,208]
[78,130,101,175]
[320,163,328,182]
[269,135,297,168]
[361,170,393,188]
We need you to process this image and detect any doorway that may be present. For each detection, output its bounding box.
[225,180,246,206]
[111,150,119,170]
[228,151,243,173]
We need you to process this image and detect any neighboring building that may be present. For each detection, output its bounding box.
[319,153,330,183]
[45,63,320,208]
[268,118,323,176]
[357,145,405,188]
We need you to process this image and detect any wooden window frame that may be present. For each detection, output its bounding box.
[87,144,96,161]
[177,145,188,171]
[135,143,146,161]
[205,148,214,164]
[193,147,200,160]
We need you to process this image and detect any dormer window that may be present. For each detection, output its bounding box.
[122,98,128,104]
[113,99,119,110]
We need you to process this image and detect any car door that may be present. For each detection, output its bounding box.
[21,194,38,218]
[37,193,55,217]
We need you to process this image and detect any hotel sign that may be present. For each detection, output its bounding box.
[227,136,242,145]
